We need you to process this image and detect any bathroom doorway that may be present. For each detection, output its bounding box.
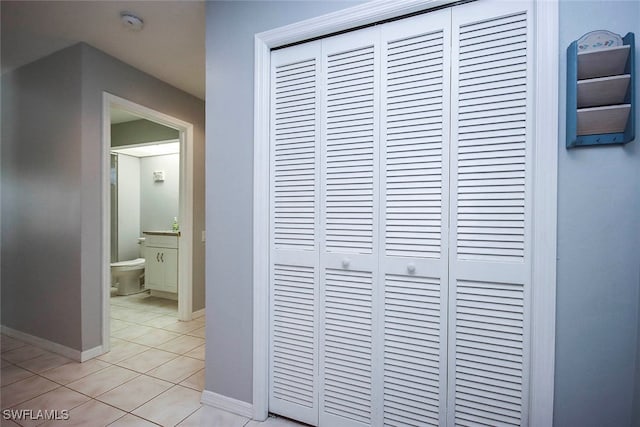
[101,93,195,352]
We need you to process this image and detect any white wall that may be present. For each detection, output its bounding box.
[116,154,140,261]
[140,154,180,232]
[556,1,640,426]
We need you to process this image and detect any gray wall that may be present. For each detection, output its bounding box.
[1,42,206,353]
[556,1,640,426]
[205,0,364,404]
[140,154,180,232]
[111,119,179,148]
[1,45,83,349]
[80,43,206,349]
[117,154,141,261]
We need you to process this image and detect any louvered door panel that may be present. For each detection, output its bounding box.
[323,268,373,424]
[455,280,525,426]
[269,42,321,426]
[449,2,532,426]
[324,37,376,255]
[320,28,380,427]
[380,11,451,427]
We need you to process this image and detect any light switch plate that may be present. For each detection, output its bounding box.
[153,170,165,182]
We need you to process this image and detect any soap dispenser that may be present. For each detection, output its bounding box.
[172,217,179,232]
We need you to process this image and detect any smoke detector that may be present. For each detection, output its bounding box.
[120,12,144,31]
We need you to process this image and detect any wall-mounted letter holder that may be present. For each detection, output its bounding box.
[567,31,635,148]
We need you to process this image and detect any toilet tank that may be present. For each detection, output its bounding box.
[137,237,146,258]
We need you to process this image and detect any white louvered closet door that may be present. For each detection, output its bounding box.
[269,41,321,426]
[448,1,533,426]
[319,27,380,427]
[379,10,450,427]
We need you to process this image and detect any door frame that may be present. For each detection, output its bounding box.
[252,0,559,424]
[101,92,195,352]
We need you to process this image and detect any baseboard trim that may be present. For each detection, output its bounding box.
[192,308,205,319]
[79,345,104,362]
[201,390,253,419]
[0,326,102,362]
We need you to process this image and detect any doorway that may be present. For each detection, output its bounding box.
[101,93,195,352]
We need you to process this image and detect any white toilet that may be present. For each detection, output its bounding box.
[111,238,146,296]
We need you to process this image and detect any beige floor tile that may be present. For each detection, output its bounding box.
[108,414,158,427]
[245,416,305,427]
[146,356,204,384]
[111,325,156,342]
[132,385,201,427]
[1,364,34,386]
[16,353,72,374]
[179,369,204,392]
[1,376,59,409]
[140,315,179,329]
[132,329,181,347]
[97,341,149,364]
[157,336,204,355]
[1,336,27,353]
[111,308,156,323]
[178,405,248,427]
[186,327,205,339]
[183,345,204,361]
[40,359,111,385]
[40,399,125,427]
[11,387,90,427]
[128,311,167,324]
[110,319,136,333]
[145,305,178,316]
[1,345,51,364]
[97,375,173,412]
[66,366,139,397]
[116,348,178,374]
[160,320,202,334]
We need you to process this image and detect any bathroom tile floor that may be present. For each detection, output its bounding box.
[0,292,303,427]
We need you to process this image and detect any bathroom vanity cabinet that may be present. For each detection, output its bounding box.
[143,232,179,294]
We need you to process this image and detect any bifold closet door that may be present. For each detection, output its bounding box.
[379,10,450,427]
[448,1,533,426]
[319,27,380,427]
[269,41,321,426]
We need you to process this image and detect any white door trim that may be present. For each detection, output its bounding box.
[253,0,558,422]
[102,92,195,353]
[530,1,559,425]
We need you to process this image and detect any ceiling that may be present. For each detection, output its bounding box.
[1,1,205,100]
[111,108,144,124]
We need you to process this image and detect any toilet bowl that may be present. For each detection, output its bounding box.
[111,258,145,295]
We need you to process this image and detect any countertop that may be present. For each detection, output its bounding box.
[142,231,181,237]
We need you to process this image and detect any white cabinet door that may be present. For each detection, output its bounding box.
[162,248,178,293]
[145,246,178,293]
[145,247,164,291]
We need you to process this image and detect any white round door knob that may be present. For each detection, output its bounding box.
[342,258,351,269]
[407,263,416,274]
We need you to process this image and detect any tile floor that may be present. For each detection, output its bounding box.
[0,292,303,427]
